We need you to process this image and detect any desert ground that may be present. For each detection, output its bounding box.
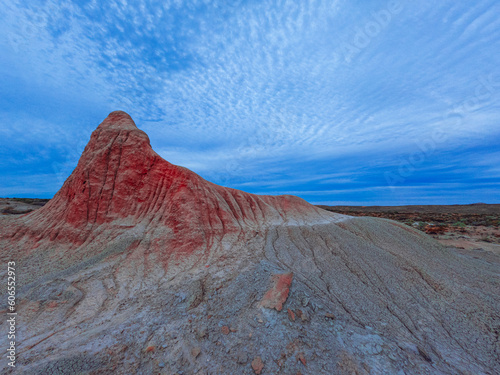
[319,204,500,255]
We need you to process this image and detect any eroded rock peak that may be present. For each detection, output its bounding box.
[98,110,138,131]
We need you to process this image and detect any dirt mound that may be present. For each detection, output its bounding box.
[1,112,499,374]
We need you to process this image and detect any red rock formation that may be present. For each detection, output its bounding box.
[2,111,334,266]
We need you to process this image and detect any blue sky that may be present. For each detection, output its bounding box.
[1,0,499,205]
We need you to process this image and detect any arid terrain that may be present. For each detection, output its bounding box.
[1,112,499,374]
[5,200,499,247]
[319,204,500,255]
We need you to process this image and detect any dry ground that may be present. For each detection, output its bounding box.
[318,203,500,255]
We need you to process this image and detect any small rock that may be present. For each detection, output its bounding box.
[296,352,306,366]
[388,351,398,361]
[363,343,382,355]
[298,291,310,307]
[236,351,248,364]
[417,346,432,363]
[186,279,204,310]
[196,326,208,339]
[159,362,165,368]
[145,346,155,353]
[295,309,309,322]
[325,313,335,320]
[191,347,201,358]
[287,308,296,321]
[221,326,230,335]
[251,356,264,374]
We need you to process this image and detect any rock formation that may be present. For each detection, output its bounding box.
[1,111,499,374]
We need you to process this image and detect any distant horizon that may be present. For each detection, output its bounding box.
[2,194,499,208]
[1,2,499,204]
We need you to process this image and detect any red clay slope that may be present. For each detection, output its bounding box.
[2,111,335,260]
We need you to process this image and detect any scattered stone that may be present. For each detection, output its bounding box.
[196,326,208,339]
[295,309,309,322]
[287,308,296,321]
[388,351,398,361]
[158,362,165,368]
[186,279,204,310]
[418,346,432,363]
[251,356,264,374]
[221,326,230,335]
[325,313,335,320]
[296,352,306,366]
[236,351,248,364]
[191,347,201,358]
[362,343,382,355]
[145,346,155,353]
[301,295,310,307]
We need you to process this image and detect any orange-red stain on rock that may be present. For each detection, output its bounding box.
[145,346,155,353]
[259,272,293,311]
[296,352,306,366]
[287,308,296,321]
